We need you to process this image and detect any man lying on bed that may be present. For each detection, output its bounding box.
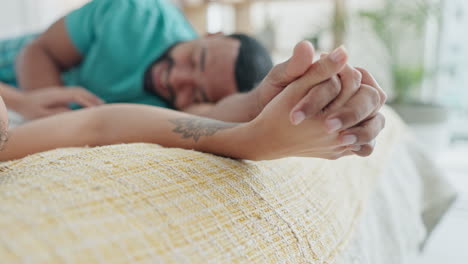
[1,0,274,120]
[0,0,385,159]
[0,39,386,161]
[0,0,382,122]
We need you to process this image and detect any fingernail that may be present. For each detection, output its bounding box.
[325,118,342,133]
[350,145,362,152]
[329,46,346,63]
[342,134,357,145]
[292,111,306,125]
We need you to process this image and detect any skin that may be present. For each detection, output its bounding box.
[15,18,242,117]
[147,36,240,110]
[9,7,386,157]
[0,82,103,120]
[0,44,386,161]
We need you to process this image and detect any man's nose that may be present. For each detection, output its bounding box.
[169,66,196,89]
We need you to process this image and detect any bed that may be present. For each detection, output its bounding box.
[0,106,457,263]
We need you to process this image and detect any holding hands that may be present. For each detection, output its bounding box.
[0,41,386,162]
[245,42,386,160]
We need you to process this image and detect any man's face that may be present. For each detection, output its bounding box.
[147,36,240,110]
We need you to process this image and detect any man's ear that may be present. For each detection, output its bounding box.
[205,32,224,38]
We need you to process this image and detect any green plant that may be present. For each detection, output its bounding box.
[358,0,440,104]
[392,64,425,103]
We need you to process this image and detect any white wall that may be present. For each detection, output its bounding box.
[436,0,468,109]
[0,0,90,39]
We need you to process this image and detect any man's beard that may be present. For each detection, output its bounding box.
[143,43,179,108]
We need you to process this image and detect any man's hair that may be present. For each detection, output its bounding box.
[228,34,273,93]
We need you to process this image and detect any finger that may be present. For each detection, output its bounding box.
[50,90,100,108]
[69,87,105,105]
[265,41,316,88]
[355,67,387,110]
[326,147,354,160]
[352,140,376,157]
[290,76,341,125]
[324,84,380,133]
[47,93,92,108]
[325,64,362,112]
[285,46,349,122]
[294,46,348,89]
[338,113,385,146]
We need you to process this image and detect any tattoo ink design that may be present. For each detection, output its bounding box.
[170,117,237,142]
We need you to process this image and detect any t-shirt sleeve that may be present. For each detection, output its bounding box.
[64,0,116,55]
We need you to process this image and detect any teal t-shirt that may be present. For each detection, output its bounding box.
[63,0,197,108]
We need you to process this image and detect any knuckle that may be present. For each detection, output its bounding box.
[375,113,386,129]
[358,145,373,157]
[381,115,386,129]
[271,63,282,76]
[342,108,362,125]
[356,128,373,143]
[313,60,332,77]
[352,69,362,87]
[326,77,341,97]
[296,94,314,114]
[380,90,388,104]
[363,148,374,157]
[362,85,380,103]
[356,67,370,77]
[331,76,341,88]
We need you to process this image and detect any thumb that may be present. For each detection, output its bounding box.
[267,40,315,87]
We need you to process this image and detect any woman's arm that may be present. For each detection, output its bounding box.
[0,104,252,161]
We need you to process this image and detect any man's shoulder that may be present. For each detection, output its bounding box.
[82,0,169,14]
[109,0,175,12]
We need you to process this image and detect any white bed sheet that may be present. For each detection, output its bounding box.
[337,136,458,264]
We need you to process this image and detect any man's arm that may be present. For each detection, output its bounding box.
[16,18,82,91]
[0,82,103,120]
[183,41,323,122]
[183,91,260,122]
[184,42,361,123]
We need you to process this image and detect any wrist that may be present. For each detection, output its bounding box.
[197,121,260,160]
[247,88,264,120]
[210,119,270,161]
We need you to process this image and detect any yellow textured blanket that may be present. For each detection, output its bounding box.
[0,107,405,263]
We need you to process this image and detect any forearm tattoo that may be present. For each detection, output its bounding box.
[169,117,238,142]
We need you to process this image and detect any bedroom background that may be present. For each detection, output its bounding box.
[0,0,466,263]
